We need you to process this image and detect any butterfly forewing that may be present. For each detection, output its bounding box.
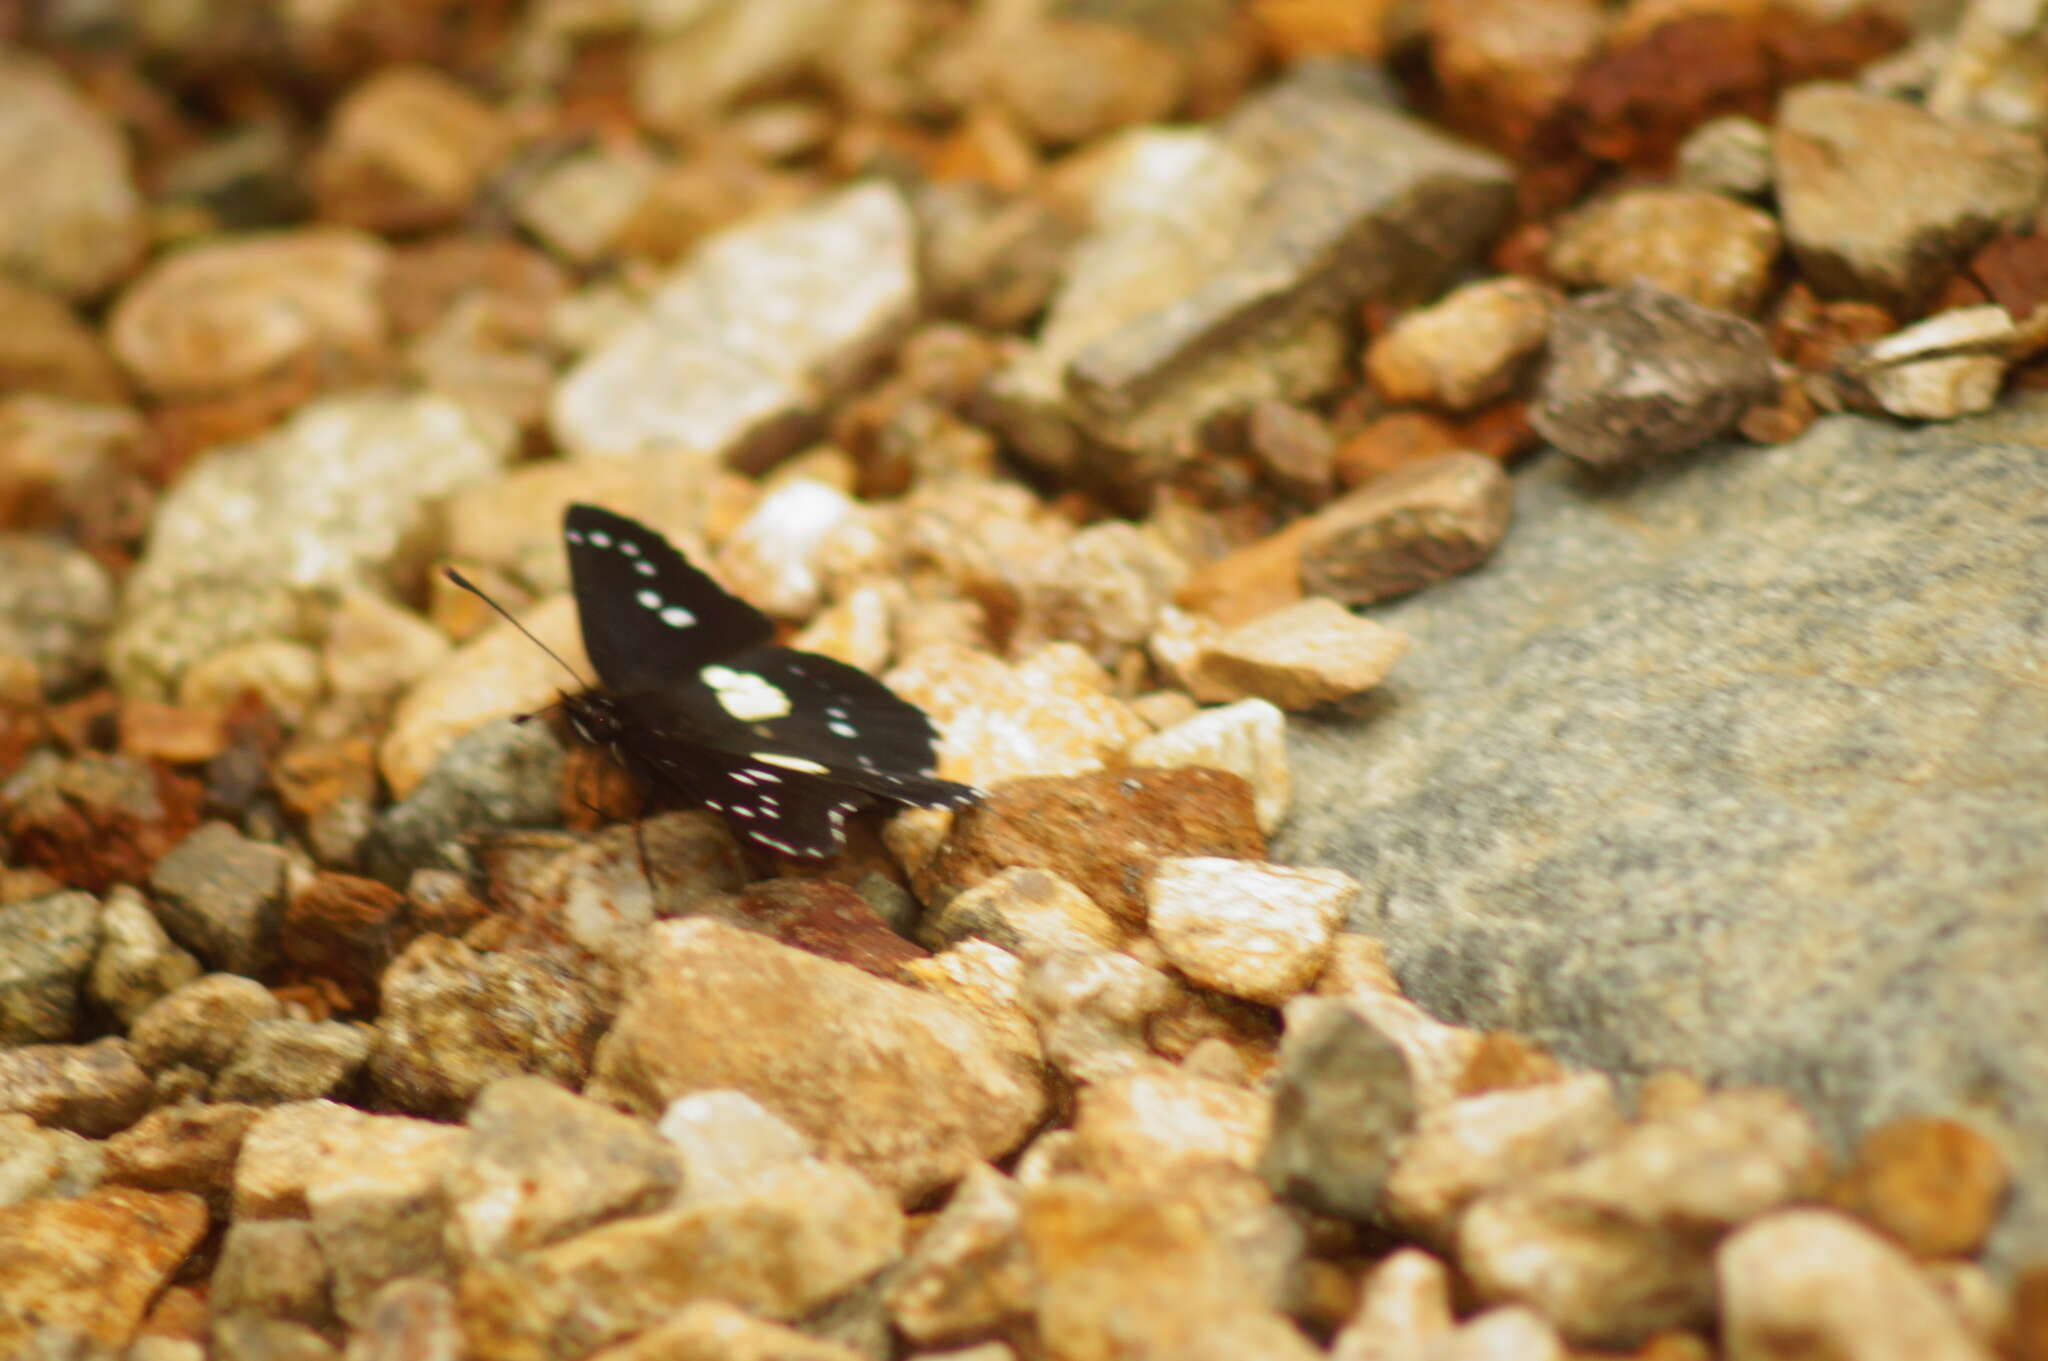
[564,502,773,694]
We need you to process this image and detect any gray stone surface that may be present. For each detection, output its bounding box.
[1278,395,2048,1268]
[0,892,99,1045]
[0,536,114,695]
[358,717,565,887]
[146,822,288,977]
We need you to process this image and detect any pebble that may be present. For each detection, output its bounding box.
[321,591,451,700]
[0,536,114,697]
[1547,186,1782,315]
[917,767,1265,930]
[1071,1067,1272,1189]
[885,642,1150,787]
[359,718,566,886]
[1366,277,1559,412]
[0,890,99,1044]
[211,1316,338,1361]
[1843,304,2022,421]
[510,143,662,267]
[1257,995,1418,1220]
[1298,452,1514,606]
[346,1277,463,1361]
[521,811,745,963]
[0,274,122,399]
[1677,115,1774,198]
[1380,1071,1623,1243]
[1020,1176,1321,1361]
[2,749,203,888]
[1533,282,1778,467]
[377,595,583,800]
[1021,947,1180,1085]
[587,919,1047,1205]
[1775,83,2048,312]
[1130,697,1292,835]
[108,228,389,398]
[655,1090,813,1204]
[0,52,144,298]
[279,872,409,1011]
[1458,1088,1830,1346]
[210,1219,331,1330]
[916,866,1127,958]
[129,973,282,1078]
[146,821,288,977]
[232,1101,419,1220]
[1009,521,1191,668]
[0,1111,104,1207]
[0,1037,152,1137]
[1425,0,1605,151]
[1330,1247,1453,1361]
[1929,0,2048,132]
[584,1299,867,1361]
[883,1162,1032,1346]
[1434,1306,1566,1361]
[1146,857,1353,1005]
[714,479,861,619]
[0,395,150,545]
[1247,401,1337,502]
[1828,1115,2012,1259]
[211,1017,375,1105]
[112,391,514,700]
[309,66,509,232]
[551,182,917,467]
[1718,1209,1992,1361]
[86,887,200,1026]
[691,877,928,981]
[303,1116,471,1325]
[444,1076,681,1260]
[457,1156,903,1357]
[367,934,609,1119]
[0,1186,208,1356]
[177,638,326,727]
[100,1102,261,1216]
[1173,597,1410,709]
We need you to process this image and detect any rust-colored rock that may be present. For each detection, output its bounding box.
[2,752,203,893]
[916,768,1265,929]
[1828,1116,2012,1259]
[700,878,927,981]
[0,1186,208,1354]
[283,872,413,1010]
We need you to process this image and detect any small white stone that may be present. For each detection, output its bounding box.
[1130,698,1290,833]
[1186,598,1409,709]
[1854,303,2020,421]
[1332,1248,1452,1361]
[1720,1209,1992,1361]
[1146,858,1356,1005]
[657,1089,813,1203]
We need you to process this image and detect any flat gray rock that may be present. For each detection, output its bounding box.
[1279,394,2048,1268]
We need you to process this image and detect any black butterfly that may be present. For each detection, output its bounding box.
[454,503,978,858]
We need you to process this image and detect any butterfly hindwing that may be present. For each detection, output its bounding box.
[564,502,773,694]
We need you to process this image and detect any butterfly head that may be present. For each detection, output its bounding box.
[557,688,628,752]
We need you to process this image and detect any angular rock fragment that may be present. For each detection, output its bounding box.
[1146,857,1354,1005]
[1533,283,1777,466]
[1129,698,1292,834]
[0,1037,152,1137]
[1298,452,1514,606]
[0,1186,207,1356]
[586,920,1047,1204]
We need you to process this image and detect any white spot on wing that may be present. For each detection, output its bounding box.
[620,540,640,556]
[751,752,829,774]
[588,529,612,548]
[637,589,661,609]
[701,665,790,720]
[565,529,584,544]
[660,606,695,628]
[634,560,656,577]
[828,720,857,738]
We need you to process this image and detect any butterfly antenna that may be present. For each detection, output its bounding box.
[441,566,591,696]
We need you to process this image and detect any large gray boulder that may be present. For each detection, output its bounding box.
[1280,394,2048,1268]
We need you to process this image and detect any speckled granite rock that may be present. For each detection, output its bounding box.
[1280,395,2048,1268]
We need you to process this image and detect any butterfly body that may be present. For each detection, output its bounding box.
[556,503,978,858]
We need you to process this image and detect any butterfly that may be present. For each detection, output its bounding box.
[450,503,979,858]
